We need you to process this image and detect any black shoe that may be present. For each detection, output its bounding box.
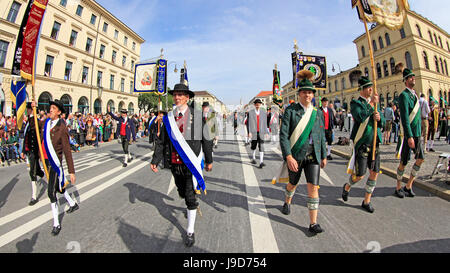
[361,201,375,213]
[66,203,79,214]
[394,188,405,198]
[185,233,195,247]
[327,155,333,160]
[259,162,266,168]
[342,184,349,202]
[123,162,127,167]
[51,225,61,236]
[403,186,415,197]
[251,159,257,164]
[308,223,324,234]
[37,170,45,178]
[429,148,435,152]
[28,198,38,206]
[129,155,133,162]
[281,203,290,215]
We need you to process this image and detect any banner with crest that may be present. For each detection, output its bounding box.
[352,0,409,30]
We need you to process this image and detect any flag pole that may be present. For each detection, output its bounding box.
[357,0,379,161]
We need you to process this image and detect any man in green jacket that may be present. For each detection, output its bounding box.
[342,76,385,213]
[279,70,327,235]
[395,68,424,198]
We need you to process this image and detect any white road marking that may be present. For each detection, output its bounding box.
[237,135,279,253]
[167,176,175,195]
[0,152,153,227]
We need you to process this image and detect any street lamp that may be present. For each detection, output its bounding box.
[331,61,342,74]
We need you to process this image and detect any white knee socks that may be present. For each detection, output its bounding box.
[260,152,264,164]
[252,150,257,160]
[187,209,197,235]
[31,181,37,200]
[51,203,59,227]
[64,191,75,207]
[327,145,331,156]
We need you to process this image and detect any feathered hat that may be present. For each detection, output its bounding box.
[394,62,415,81]
[296,70,316,93]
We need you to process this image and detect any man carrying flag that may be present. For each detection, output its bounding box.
[279,70,327,235]
[150,83,213,247]
[40,100,78,236]
[394,67,424,198]
[343,76,384,213]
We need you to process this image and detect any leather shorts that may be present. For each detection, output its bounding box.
[288,153,320,186]
[354,144,380,177]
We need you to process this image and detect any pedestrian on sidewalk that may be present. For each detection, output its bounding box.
[419,94,430,153]
[108,106,136,167]
[343,76,385,213]
[320,97,335,160]
[383,102,394,144]
[150,83,213,247]
[279,70,327,235]
[426,99,439,152]
[394,68,424,198]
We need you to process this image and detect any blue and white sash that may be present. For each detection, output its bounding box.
[148,116,156,131]
[43,118,68,192]
[164,111,206,194]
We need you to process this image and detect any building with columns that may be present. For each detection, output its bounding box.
[0,0,144,116]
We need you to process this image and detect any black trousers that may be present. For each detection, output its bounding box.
[325,129,333,145]
[354,144,381,177]
[45,160,65,203]
[288,154,321,186]
[27,152,43,181]
[171,164,198,210]
[121,136,129,154]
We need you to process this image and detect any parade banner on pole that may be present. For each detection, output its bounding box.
[11,0,34,76]
[352,0,409,30]
[20,0,49,82]
[292,53,327,90]
[180,62,189,88]
[11,81,27,129]
[272,69,283,108]
[134,62,157,92]
[156,59,167,95]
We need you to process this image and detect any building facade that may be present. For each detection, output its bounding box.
[0,0,145,116]
[192,90,228,115]
[249,91,273,108]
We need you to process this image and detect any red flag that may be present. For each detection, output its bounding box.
[20,0,48,83]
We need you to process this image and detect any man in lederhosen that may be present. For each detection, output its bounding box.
[22,102,45,206]
[248,99,268,168]
[342,76,385,213]
[40,100,78,236]
[279,70,327,235]
[395,68,424,198]
[151,83,213,247]
[108,107,136,167]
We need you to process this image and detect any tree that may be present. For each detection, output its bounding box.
[138,91,173,114]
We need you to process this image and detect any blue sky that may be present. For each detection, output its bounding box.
[96,0,450,106]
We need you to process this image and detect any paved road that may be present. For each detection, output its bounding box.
[0,123,449,253]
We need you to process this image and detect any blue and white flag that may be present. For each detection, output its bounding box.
[43,119,68,192]
[148,116,157,131]
[164,111,206,194]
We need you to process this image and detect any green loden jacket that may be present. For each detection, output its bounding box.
[398,88,421,138]
[350,97,385,150]
[280,103,327,164]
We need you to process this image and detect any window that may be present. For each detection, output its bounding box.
[64,61,73,81]
[334,80,338,92]
[7,1,21,23]
[69,30,78,47]
[447,41,450,52]
[90,14,97,25]
[130,80,134,93]
[383,60,389,77]
[440,58,444,74]
[439,37,443,48]
[341,78,345,90]
[385,33,391,46]
[329,82,332,93]
[99,44,105,59]
[110,75,115,90]
[428,31,433,43]
[124,36,128,46]
[434,56,439,73]
[114,30,119,40]
[364,67,369,78]
[445,60,448,76]
[376,63,382,79]
[60,0,67,7]
[399,28,406,39]
[85,37,93,52]
[97,71,103,87]
[122,56,126,67]
[405,51,413,70]
[361,46,366,57]
[121,78,125,92]
[50,21,61,40]
[131,60,135,72]
[434,33,438,45]
[44,55,54,76]
[76,5,83,16]
[112,50,117,63]
[379,36,384,49]
[372,40,378,51]
[82,66,89,84]
[416,24,422,38]
[132,42,136,51]
[0,40,9,68]
[423,51,429,70]
[103,22,108,32]
[390,58,396,75]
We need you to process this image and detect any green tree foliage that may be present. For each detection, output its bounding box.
[138,90,173,114]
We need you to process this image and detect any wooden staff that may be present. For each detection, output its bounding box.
[357,0,379,161]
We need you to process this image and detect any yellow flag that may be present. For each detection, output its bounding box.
[354,0,410,30]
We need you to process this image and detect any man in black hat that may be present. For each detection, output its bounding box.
[151,83,213,247]
[40,100,78,236]
[202,102,218,149]
[320,97,335,160]
[22,102,45,205]
[108,106,136,167]
[248,99,268,168]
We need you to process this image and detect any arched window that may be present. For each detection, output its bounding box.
[428,31,433,43]
[405,51,413,69]
[380,93,385,108]
[118,101,125,112]
[329,82,332,93]
[435,56,440,73]
[107,100,115,113]
[399,28,406,39]
[390,57,396,75]
[128,102,134,115]
[444,60,448,76]
[94,99,102,114]
[364,67,369,78]
[38,92,52,113]
[439,91,443,108]
[383,60,389,77]
[416,25,422,38]
[386,92,391,105]
[434,33,438,45]
[439,37,443,48]
[385,33,391,46]
[440,58,444,74]
[341,78,346,90]
[78,96,89,114]
[60,94,72,114]
[376,63,382,79]
[372,40,378,51]
[379,36,384,49]
[361,46,366,57]
[423,51,429,69]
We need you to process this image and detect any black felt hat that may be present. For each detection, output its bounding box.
[254,99,263,104]
[202,101,210,107]
[169,83,195,98]
[49,100,65,114]
[358,76,373,90]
